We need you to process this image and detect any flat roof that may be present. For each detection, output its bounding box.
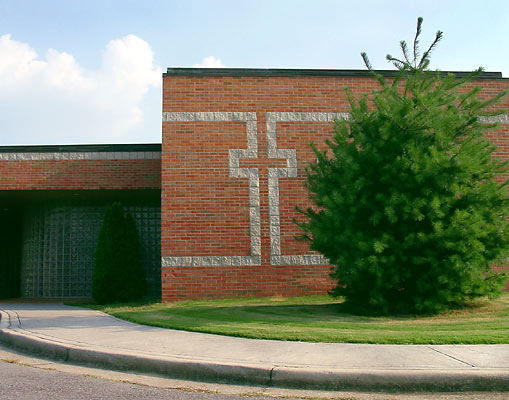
[164,67,504,80]
[0,143,162,153]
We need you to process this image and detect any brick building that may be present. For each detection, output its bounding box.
[1,68,508,300]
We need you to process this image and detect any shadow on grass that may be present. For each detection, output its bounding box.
[128,302,429,327]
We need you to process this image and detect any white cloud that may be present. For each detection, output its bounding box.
[44,49,95,91]
[0,34,162,145]
[192,55,225,68]
[0,34,45,88]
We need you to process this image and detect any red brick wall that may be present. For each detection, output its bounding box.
[0,159,161,191]
[161,71,509,302]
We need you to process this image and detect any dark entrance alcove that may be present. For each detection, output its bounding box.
[0,189,161,300]
[0,205,23,299]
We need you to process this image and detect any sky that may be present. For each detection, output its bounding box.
[0,0,507,146]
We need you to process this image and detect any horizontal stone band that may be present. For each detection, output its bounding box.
[162,256,261,267]
[162,111,257,122]
[480,115,509,124]
[271,255,329,266]
[0,152,161,161]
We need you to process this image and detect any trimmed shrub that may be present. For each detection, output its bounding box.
[92,202,146,304]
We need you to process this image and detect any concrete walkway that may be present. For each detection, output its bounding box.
[0,303,508,392]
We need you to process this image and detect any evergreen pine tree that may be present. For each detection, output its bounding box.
[92,202,146,304]
[298,18,508,314]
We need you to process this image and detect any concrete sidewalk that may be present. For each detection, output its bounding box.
[0,303,508,392]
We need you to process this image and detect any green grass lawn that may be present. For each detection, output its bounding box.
[81,294,509,344]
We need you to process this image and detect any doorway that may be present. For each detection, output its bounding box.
[0,206,23,299]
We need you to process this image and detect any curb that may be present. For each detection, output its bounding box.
[0,327,272,386]
[1,311,508,392]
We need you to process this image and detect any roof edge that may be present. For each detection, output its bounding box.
[164,67,504,80]
[0,143,162,153]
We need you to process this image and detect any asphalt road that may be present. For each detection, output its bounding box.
[1,348,508,400]
[0,359,279,400]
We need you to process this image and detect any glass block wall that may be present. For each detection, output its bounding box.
[129,205,161,297]
[20,203,161,298]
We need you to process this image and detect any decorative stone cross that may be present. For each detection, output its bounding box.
[161,111,347,267]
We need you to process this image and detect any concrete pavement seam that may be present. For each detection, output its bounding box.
[427,346,476,368]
